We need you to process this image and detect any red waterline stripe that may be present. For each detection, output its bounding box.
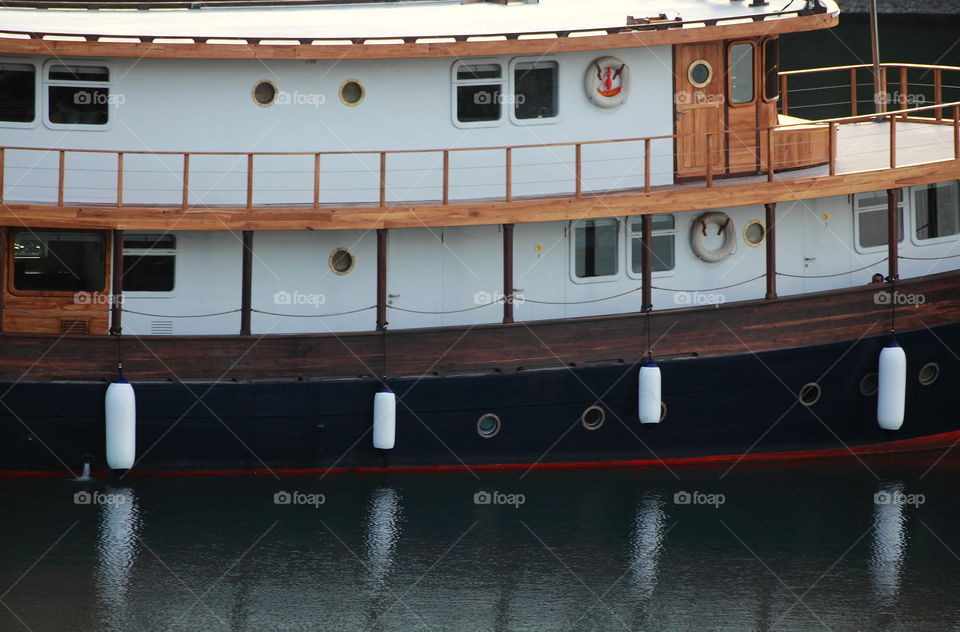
[5,429,960,479]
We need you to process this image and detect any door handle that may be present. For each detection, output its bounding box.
[803,257,816,261]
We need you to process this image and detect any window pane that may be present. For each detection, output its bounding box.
[0,64,35,123]
[729,43,754,104]
[456,85,501,122]
[123,255,175,292]
[652,214,675,231]
[651,235,675,272]
[574,219,618,278]
[514,61,558,120]
[13,231,105,292]
[124,233,176,250]
[914,182,960,240]
[456,64,501,81]
[764,39,779,101]
[48,86,109,125]
[49,65,109,82]
[858,208,904,248]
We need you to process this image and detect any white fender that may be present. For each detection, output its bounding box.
[585,56,629,109]
[373,388,396,450]
[690,212,737,264]
[638,361,662,424]
[878,341,906,430]
[105,380,136,470]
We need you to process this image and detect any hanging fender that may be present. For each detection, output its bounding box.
[690,212,737,264]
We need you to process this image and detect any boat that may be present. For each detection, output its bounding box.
[0,0,957,475]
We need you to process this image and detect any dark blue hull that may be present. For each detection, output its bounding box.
[2,322,958,474]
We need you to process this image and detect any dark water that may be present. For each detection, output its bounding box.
[2,452,960,631]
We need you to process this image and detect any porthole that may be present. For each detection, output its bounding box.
[743,220,766,247]
[477,413,501,438]
[919,362,940,386]
[659,401,667,423]
[252,79,278,107]
[860,373,879,396]
[328,248,355,275]
[799,382,821,406]
[688,60,714,88]
[581,405,605,430]
[339,79,365,106]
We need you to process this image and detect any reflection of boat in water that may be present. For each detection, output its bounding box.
[0,0,958,473]
[96,487,140,632]
[629,494,667,601]
[870,481,907,606]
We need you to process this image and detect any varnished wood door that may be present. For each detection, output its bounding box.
[675,43,725,179]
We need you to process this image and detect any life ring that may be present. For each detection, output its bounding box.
[585,56,629,109]
[690,212,736,263]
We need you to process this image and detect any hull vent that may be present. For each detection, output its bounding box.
[60,320,89,335]
[150,320,174,335]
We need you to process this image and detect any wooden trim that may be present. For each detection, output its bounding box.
[575,144,582,199]
[240,230,253,336]
[889,116,897,169]
[57,151,65,207]
[764,202,777,300]
[110,229,123,335]
[0,12,837,61]
[246,154,254,209]
[502,223,514,324]
[828,122,836,176]
[640,214,652,311]
[935,70,943,121]
[505,147,512,202]
[116,152,124,208]
[182,153,190,209]
[850,68,858,117]
[887,189,899,280]
[442,150,449,205]
[379,152,386,208]
[313,153,320,210]
[376,228,387,331]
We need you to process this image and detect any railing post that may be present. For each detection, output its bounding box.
[935,69,943,121]
[829,122,837,176]
[313,153,320,210]
[887,188,899,280]
[641,213,652,312]
[505,147,512,202]
[117,152,124,208]
[246,153,254,209]
[705,133,714,188]
[767,127,775,181]
[781,74,789,115]
[879,66,888,113]
[644,138,651,194]
[110,229,123,336]
[376,228,388,331]
[182,153,190,209]
[954,105,959,160]
[899,66,908,119]
[442,150,449,205]
[58,150,65,206]
[575,144,582,198]
[502,223,514,324]
[889,115,897,169]
[379,152,386,207]
[850,68,858,117]
[765,203,777,300]
[240,230,253,336]
[0,148,5,205]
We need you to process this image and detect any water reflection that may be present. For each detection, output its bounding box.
[95,486,141,632]
[629,493,667,601]
[870,481,907,606]
[364,487,402,586]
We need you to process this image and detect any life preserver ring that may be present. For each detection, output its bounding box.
[585,56,629,109]
[690,212,736,263]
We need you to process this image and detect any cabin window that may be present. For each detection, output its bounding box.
[914,181,960,241]
[46,64,110,126]
[854,191,904,250]
[0,63,36,123]
[728,43,755,105]
[122,233,176,292]
[12,230,105,292]
[763,39,780,101]
[572,218,619,279]
[453,62,504,125]
[629,215,676,274]
[339,80,364,107]
[513,60,558,121]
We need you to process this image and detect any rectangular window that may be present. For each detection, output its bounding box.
[123,233,176,292]
[729,43,755,105]
[454,63,503,124]
[573,219,619,278]
[47,64,110,126]
[630,215,676,274]
[855,191,904,249]
[914,181,960,241]
[763,38,780,101]
[0,63,36,123]
[13,230,105,292]
[514,60,558,120]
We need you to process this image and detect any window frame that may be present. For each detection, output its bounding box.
[910,181,960,247]
[508,56,561,126]
[450,59,506,129]
[7,228,109,297]
[626,214,677,280]
[569,218,622,284]
[121,232,178,297]
[0,59,39,129]
[762,37,780,103]
[42,59,113,131]
[852,191,905,254]
[727,41,756,108]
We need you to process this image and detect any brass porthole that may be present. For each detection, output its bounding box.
[918,362,940,386]
[477,413,501,438]
[687,60,714,88]
[743,220,766,247]
[252,79,278,107]
[581,405,605,430]
[860,373,879,396]
[328,248,355,275]
[339,79,365,106]
[799,382,821,406]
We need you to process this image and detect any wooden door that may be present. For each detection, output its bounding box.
[675,43,725,179]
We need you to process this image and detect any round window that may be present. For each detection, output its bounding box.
[660,401,667,423]
[743,220,766,247]
[799,382,821,407]
[581,405,605,430]
[860,373,879,396]
[688,60,713,88]
[340,80,365,106]
[252,80,278,107]
[918,362,940,386]
[328,248,355,275]
[477,413,501,438]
